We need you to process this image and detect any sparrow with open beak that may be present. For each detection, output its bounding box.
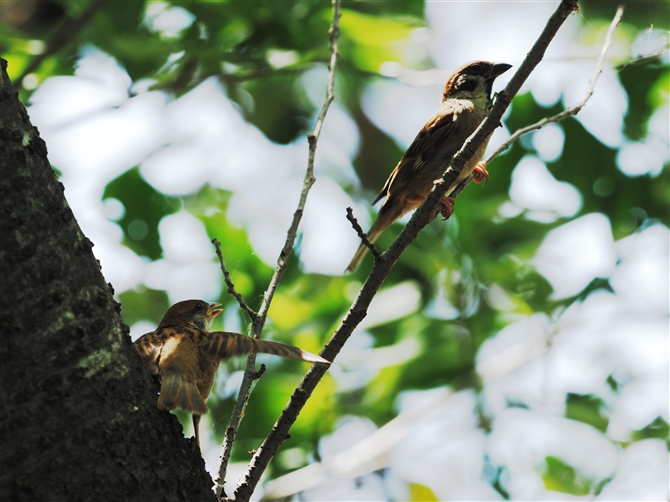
[134,299,330,446]
[346,60,512,272]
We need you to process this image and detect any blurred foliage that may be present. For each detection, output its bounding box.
[3,0,668,495]
[539,456,601,496]
[631,416,670,447]
[409,482,439,501]
[118,287,170,327]
[103,167,181,260]
[565,393,609,432]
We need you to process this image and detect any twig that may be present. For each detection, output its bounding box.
[616,48,668,72]
[213,1,341,498]
[451,4,625,198]
[212,238,258,322]
[230,1,580,501]
[16,0,110,88]
[345,207,381,260]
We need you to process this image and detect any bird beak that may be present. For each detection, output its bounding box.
[206,302,224,319]
[489,63,512,78]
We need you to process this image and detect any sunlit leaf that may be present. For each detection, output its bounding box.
[338,9,422,72]
[409,482,439,501]
[565,393,609,432]
[631,416,670,446]
[539,456,592,496]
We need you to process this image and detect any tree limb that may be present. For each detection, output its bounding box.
[212,0,341,498]
[230,1,580,501]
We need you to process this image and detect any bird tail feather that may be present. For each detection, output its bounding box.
[157,372,209,415]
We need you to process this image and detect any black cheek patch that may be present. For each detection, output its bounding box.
[457,78,478,93]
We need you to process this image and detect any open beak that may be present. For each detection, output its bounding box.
[490,63,512,78]
[207,302,224,320]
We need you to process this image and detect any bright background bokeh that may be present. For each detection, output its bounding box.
[3,0,668,499]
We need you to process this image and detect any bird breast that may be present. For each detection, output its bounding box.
[427,99,489,191]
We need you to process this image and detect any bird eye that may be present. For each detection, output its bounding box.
[193,302,204,312]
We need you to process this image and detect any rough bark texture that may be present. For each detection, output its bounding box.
[0,60,216,502]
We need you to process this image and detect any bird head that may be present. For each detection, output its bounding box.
[442,60,512,101]
[157,299,223,331]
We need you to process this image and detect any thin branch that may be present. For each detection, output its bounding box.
[345,207,381,260]
[230,1,579,501]
[253,0,340,327]
[212,238,258,322]
[16,0,110,88]
[213,1,342,498]
[451,4,624,198]
[616,48,669,72]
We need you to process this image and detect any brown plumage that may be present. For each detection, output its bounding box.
[346,60,512,272]
[134,299,330,446]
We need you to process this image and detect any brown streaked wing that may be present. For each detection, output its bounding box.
[133,331,166,375]
[385,110,456,194]
[202,332,330,365]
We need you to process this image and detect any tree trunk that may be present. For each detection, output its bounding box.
[0,59,216,502]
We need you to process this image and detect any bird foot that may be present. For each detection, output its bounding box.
[472,162,489,185]
[439,197,454,220]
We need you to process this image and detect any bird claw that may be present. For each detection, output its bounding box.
[472,162,489,185]
[439,197,454,220]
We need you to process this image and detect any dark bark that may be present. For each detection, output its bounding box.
[0,60,215,502]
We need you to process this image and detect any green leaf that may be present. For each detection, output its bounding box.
[491,466,510,499]
[619,61,669,141]
[118,287,170,328]
[103,167,181,260]
[339,9,422,72]
[539,456,592,496]
[631,416,670,446]
[565,393,609,432]
[340,9,418,45]
[409,482,439,501]
[364,364,403,410]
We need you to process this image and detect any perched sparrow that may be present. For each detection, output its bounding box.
[346,60,512,272]
[134,299,330,446]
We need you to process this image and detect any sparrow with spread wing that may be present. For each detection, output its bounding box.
[346,60,512,272]
[134,299,330,446]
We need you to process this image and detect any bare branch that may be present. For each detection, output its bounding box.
[345,207,381,260]
[616,47,669,72]
[229,1,579,501]
[451,4,625,198]
[212,238,258,322]
[254,0,340,326]
[213,0,342,498]
[16,0,110,88]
